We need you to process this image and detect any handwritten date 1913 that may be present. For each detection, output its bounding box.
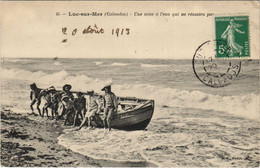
[61,24,130,42]
[61,24,130,37]
[112,28,130,37]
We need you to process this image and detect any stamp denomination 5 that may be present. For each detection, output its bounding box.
[215,16,250,58]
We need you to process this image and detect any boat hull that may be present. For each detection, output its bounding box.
[93,101,154,130]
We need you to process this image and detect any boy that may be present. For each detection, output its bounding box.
[62,84,74,100]
[61,95,75,125]
[78,90,101,130]
[73,92,86,126]
[41,90,52,118]
[30,83,42,116]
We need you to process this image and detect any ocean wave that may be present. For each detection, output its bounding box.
[1,68,111,93]
[1,68,259,120]
[141,64,169,68]
[113,84,259,120]
[111,62,128,66]
[53,62,62,66]
[3,59,35,63]
[95,61,103,65]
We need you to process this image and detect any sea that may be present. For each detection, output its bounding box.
[1,58,259,166]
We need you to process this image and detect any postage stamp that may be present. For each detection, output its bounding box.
[215,16,250,58]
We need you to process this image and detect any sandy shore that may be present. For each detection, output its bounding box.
[1,105,259,167]
[0,106,154,167]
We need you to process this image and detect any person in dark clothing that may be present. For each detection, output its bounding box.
[51,91,62,119]
[62,84,74,100]
[61,94,75,125]
[30,83,42,116]
[73,92,86,126]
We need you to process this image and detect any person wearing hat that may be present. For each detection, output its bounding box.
[47,86,56,93]
[78,90,101,130]
[73,92,86,126]
[30,83,42,116]
[62,84,74,101]
[101,84,118,131]
[61,94,75,125]
[45,86,58,119]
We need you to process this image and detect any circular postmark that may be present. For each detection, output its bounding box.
[192,39,241,88]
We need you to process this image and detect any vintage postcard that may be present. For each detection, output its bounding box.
[1,1,259,167]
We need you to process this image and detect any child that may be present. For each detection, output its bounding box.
[30,83,42,116]
[61,95,75,125]
[41,90,52,118]
[51,92,62,119]
[73,92,86,126]
[62,84,74,100]
[78,90,101,130]
[46,86,57,119]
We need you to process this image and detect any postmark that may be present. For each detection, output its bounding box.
[215,16,250,58]
[192,39,241,88]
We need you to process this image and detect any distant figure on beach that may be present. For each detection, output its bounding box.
[41,87,56,119]
[30,83,42,116]
[51,91,62,119]
[73,92,86,126]
[62,84,74,101]
[61,94,75,125]
[40,89,52,118]
[102,84,118,131]
[78,90,101,130]
[221,19,245,56]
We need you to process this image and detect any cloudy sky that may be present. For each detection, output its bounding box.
[1,1,259,59]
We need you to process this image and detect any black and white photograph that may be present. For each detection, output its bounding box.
[1,1,259,167]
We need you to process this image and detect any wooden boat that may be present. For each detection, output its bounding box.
[59,94,155,130]
[92,96,155,130]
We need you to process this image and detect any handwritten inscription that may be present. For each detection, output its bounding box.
[61,24,130,42]
[112,28,130,37]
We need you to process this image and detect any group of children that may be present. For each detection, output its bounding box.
[30,83,118,131]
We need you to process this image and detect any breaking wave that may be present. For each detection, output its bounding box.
[141,64,169,68]
[110,62,128,66]
[1,68,111,93]
[95,61,103,65]
[1,68,259,120]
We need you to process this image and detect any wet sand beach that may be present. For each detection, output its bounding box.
[1,105,260,167]
[0,106,154,167]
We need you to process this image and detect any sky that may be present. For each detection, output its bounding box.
[1,1,259,59]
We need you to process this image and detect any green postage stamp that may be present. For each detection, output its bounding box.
[215,16,250,58]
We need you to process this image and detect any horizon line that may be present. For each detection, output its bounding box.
[1,56,259,60]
